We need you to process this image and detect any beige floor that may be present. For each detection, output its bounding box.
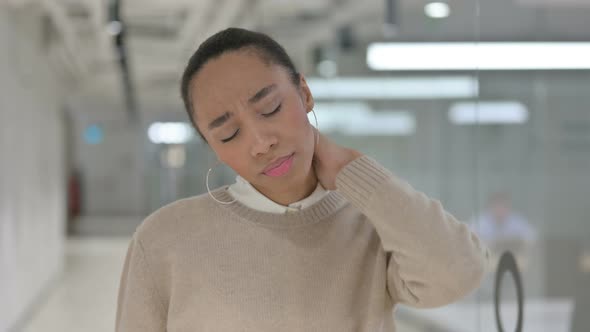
[21,237,130,332]
[20,236,421,332]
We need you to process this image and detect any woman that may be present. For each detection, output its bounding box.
[116,27,489,332]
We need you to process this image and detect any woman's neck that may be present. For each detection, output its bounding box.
[255,168,318,206]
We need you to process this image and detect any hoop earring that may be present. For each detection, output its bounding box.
[310,108,319,147]
[206,161,237,205]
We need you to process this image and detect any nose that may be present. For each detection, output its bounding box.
[249,126,277,158]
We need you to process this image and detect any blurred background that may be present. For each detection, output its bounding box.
[1,0,589,331]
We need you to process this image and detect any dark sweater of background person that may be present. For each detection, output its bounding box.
[116,156,490,332]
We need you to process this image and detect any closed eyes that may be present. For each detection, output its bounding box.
[220,104,282,143]
[262,104,282,117]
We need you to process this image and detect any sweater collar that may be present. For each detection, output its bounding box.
[209,186,348,228]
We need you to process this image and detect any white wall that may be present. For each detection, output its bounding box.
[0,7,67,331]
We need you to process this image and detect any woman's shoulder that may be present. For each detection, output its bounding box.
[133,191,220,243]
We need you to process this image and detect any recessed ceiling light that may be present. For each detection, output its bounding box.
[317,60,338,78]
[148,122,193,144]
[425,2,450,18]
[106,21,122,36]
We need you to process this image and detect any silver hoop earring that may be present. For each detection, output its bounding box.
[310,108,319,146]
[206,161,237,205]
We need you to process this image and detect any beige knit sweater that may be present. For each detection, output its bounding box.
[116,156,489,332]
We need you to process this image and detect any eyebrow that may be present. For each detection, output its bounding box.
[248,84,277,105]
[207,84,277,130]
[208,112,232,130]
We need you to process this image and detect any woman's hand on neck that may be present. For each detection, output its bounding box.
[312,128,363,191]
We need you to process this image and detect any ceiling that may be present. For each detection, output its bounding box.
[4,0,590,113]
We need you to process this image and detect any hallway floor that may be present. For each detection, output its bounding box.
[21,237,129,332]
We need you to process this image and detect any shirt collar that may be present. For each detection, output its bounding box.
[227,175,329,214]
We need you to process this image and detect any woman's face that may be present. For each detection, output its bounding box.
[190,50,316,201]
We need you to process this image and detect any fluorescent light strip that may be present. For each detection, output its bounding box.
[449,101,529,125]
[307,76,478,99]
[367,42,590,70]
[312,102,415,136]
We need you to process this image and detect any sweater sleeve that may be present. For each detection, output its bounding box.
[335,155,490,308]
[115,235,167,331]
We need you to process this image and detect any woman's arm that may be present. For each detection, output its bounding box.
[335,156,489,308]
[312,130,490,308]
[116,235,167,331]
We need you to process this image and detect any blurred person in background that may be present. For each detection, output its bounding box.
[470,191,537,300]
[472,191,537,270]
[115,28,490,332]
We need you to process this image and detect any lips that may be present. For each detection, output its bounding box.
[262,153,294,176]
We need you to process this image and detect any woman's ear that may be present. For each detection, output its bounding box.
[298,74,315,113]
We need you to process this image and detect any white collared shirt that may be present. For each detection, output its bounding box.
[227,175,329,214]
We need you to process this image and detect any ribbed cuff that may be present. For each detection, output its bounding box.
[335,155,393,210]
